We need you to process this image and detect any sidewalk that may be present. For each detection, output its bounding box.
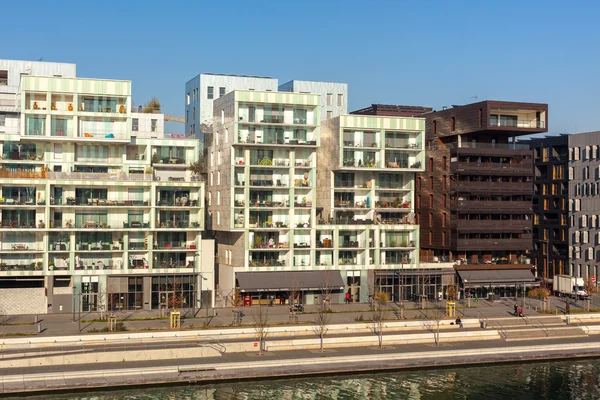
[1,295,596,337]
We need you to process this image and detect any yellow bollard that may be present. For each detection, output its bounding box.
[169,311,181,329]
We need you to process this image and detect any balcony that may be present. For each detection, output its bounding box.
[0,170,47,179]
[489,119,545,129]
[453,181,532,195]
[453,219,532,233]
[0,263,44,272]
[451,200,533,213]
[451,161,533,176]
[249,259,286,267]
[455,235,533,251]
[47,171,153,182]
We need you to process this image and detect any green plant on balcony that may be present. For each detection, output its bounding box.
[259,157,273,166]
[0,263,6,271]
[188,160,203,175]
[36,261,43,270]
[391,198,400,208]
[302,197,307,205]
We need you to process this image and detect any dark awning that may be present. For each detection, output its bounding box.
[236,271,345,292]
[457,268,537,288]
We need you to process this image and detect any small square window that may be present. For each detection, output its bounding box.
[219,87,226,97]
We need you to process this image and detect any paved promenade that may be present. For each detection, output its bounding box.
[1,295,594,336]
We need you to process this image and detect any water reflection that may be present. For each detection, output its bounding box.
[9,359,600,400]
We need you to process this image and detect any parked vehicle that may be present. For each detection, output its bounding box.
[553,275,589,300]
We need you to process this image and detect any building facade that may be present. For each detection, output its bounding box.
[566,132,600,281]
[0,74,212,315]
[207,90,327,306]
[318,114,427,302]
[278,80,348,121]
[184,73,279,136]
[418,101,548,297]
[527,135,569,280]
[0,60,76,137]
[205,91,427,305]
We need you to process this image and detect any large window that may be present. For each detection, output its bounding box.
[75,188,107,205]
[151,275,196,310]
[108,277,143,311]
[75,212,108,228]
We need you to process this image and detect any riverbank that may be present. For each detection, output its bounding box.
[3,338,600,395]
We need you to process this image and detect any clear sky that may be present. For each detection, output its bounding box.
[2,0,599,134]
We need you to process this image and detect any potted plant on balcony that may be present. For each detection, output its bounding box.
[65,219,72,228]
[302,197,307,206]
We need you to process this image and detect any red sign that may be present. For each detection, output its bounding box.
[253,342,258,347]
[592,276,596,282]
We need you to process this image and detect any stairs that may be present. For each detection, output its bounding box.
[485,316,588,341]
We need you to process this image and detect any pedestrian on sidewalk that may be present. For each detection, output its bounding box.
[566,302,571,315]
[514,303,519,316]
[345,292,351,304]
[455,317,463,328]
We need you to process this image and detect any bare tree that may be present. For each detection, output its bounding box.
[97,289,107,320]
[584,276,597,311]
[313,272,333,352]
[253,304,269,355]
[418,268,432,310]
[429,302,445,345]
[167,275,185,310]
[370,291,389,349]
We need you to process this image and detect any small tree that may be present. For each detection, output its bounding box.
[584,276,597,311]
[313,272,333,352]
[189,160,204,175]
[142,97,161,113]
[167,276,185,310]
[97,290,107,320]
[447,285,457,301]
[528,286,551,311]
[253,304,269,355]
[370,291,389,349]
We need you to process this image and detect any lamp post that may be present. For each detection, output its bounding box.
[72,286,76,322]
[195,253,209,319]
[78,292,82,332]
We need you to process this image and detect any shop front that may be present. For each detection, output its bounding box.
[456,265,538,300]
[236,270,345,306]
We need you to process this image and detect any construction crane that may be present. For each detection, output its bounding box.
[164,114,185,123]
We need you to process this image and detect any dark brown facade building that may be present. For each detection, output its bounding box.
[525,135,569,280]
[418,101,548,275]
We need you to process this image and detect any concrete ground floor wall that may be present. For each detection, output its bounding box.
[0,273,215,315]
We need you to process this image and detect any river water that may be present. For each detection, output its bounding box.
[12,359,600,399]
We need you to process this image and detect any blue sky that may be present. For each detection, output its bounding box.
[2,0,599,134]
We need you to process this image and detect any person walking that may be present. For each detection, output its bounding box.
[345,292,351,304]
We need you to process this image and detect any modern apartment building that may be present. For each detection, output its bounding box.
[0,74,212,315]
[318,114,427,302]
[566,131,600,281]
[184,73,278,136]
[527,135,569,280]
[278,80,348,121]
[350,104,432,118]
[207,89,329,306]
[418,101,548,298]
[0,60,76,136]
[528,131,600,282]
[205,89,428,305]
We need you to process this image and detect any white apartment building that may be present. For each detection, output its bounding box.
[206,90,424,306]
[279,80,348,121]
[0,72,212,315]
[184,73,278,136]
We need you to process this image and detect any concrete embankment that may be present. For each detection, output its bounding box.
[2,314,600,394]
[3,340,600,395]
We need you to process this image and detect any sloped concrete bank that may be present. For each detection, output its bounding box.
[3,341,600,395]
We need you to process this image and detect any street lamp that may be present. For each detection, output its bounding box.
[195,252,209,319]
